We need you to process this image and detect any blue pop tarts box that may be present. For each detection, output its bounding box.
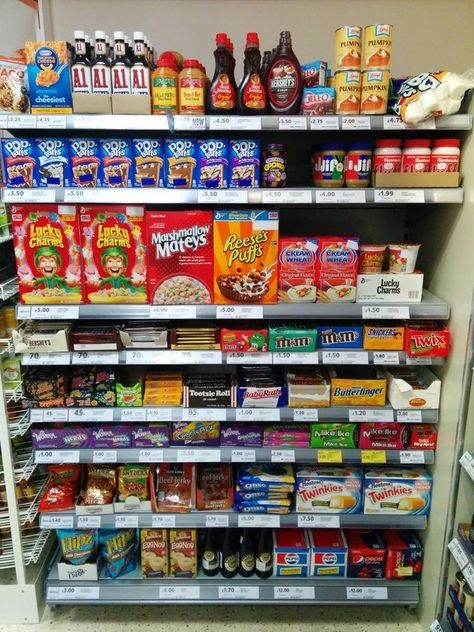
[99,139,134,188]
[317,323,363,348]
[197,139,228,188]
[229,139,260,188]
[1,138,38,187]
[69,139,101,187]
[132,139,165,188]
[165,138,198,188]
[36,138,72,187]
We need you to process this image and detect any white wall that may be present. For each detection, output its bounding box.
[0,0,36,57]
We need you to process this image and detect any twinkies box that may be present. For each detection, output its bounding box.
[363,468,432,516]
[356,273,424,303]
[197,139,228,188]
[99,139,134,188]
[165,138,197,189]
[382,530,423,580]
[25,41,73,113]
[346,530,386,578]
[317,323,363,348]
[132,139,164,188]
[36,138,72,187]
[274,529,310,577]
[295,466,362,513]
[329,367,386,407]
[309,529,347,577]
[69,139,100,188]
[1,138,38,187]
[384,366,441,409]
[363,323,404,350]
[316,237,359,303]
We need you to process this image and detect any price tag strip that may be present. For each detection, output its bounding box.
[400,451,425,464]
[274,352,317,365]
[448,538,469,570]
[115,514,139,529]
[261,189,312,204]
[460,452,474,482]
[278,117,307,130]
[48,586,100,601]
[41,514,74,529]
[149,305,197,319]
[317,450,343,464]
[77,515,101,529]
[271,450,295,463]
[139,449,164,463]
[361,450,387,464]
[198,190,247,204]
[310,116,339,130]
[297,514,340,528]
[373,351,400,365]
[315,190,366,204]
[293,409,319,421]
[274,586,315,600]
[72,351,119,365]
[30,305,79,320]
[346,587,388,600]
[36,450,80,464]
[349,409,394,422]
[92,450,117,463]
[231,449,256,462]
[4,189,55,203]
[341,116,371,130]
[238,514,280,528]
[396,410,423,423]
[68,408,111,422]
[218,586,259,600]
[205,514,229,527]
[362,305,410,320]
[226,352,272,365]
[236,409,280,422]
[183,408,226,422]
[159,586,201,600]
[152,515,176,528]
[429,621,444,632]
[146,408,172,422]
[23,352,70,366]
[176,449,220,462]
[216,305,263,319]
[322,351,368,365]
[374,189,425,204]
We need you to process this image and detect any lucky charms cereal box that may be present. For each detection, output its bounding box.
[213,210,279,304]
[11,204,84,304]
[79,205,147,303]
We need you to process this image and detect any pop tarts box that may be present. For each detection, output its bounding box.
[295,466,362,514]
[132,139,164,188]
[36,138,72,187]
[363,468,432,516]
[99,139,134,188]
[274,529,310,576]
[165,138,198,188]
[1,138,38,187]
[317,323,363,348]
[229,139,260,188]
[309,529,347,577]
[90,425,131,448]
[197,139,228,188]
[69,139,101,188]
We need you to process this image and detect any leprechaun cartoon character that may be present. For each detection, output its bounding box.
[32,246,70,292]
[99,246,137,292]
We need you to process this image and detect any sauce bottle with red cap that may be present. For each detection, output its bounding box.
[238,32,267,115]
[152,53,179,114]
[179,59,206,115]
[207,33,238,114]
[266,30,302,115]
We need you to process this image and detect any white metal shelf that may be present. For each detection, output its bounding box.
[0,233,12,245]
[0,449,36,484]
[0,277,18,302]
[0,475,48,528]
[4,383,23,404]
[460,451,474,483]
[0,529,50,570]
[8,410,31,440]
[448,537,474,592]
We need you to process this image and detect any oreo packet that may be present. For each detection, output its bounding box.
[57,529,98,565]
[36,138,71,187]
[99,528,138,578]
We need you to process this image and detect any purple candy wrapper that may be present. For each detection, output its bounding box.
[220,423,262,447]
[171,421,220,446]
[31,427,91,449]
[90,425,131,448]
[131,425,170,448]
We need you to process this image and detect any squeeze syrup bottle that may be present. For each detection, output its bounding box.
[152,53,179,115]
[238,32,267,115]
[206,32,238,114]
[266,30,302,115]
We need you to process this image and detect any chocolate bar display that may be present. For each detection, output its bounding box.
[119,322,168,349]
[286,368,331,408]
[69,324,122,351]
[317,323,363,349]
[170,325,220,350]
[23,367,66,407]
[237,366,288,408]
[220,325,268,352]
[143,371,183,407]
[268,322,317,352]
[13,321,71,354]
[183,372,237,408]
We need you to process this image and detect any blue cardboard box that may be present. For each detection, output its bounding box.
[1,138,38,187]
[132,139,164,188]
[309,529,347,577]
[69,138,101,187]
[274,529,310,576]
[165,138,197,188]
[197,139,228,188]
[99,139,134,188]
[36,138,71,187]
[25,41,73,113]
[229,139,260,188]
[317,323,363,348]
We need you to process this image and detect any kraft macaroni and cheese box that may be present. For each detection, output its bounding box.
[295,466,362,513]
[308,529,347,577]
[36,138,72,187]
[317,323,363,348]
[69,139,100,188]
[165,138,197,188]
[99,139,134,188]
[1,138,38,187]
[25,41,73,113]
[229,139,260,188]
[132,139,164,188]
[274,529,310,577]
[197,139,229,188]
[363,468,432,516]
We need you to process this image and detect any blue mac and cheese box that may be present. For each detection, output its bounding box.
[69,139,101,188]
[99,139,134,188]
[317,323,364,348]
[165,138,197,188]
[132,139,164,188]
[229,139,260,188]
[36,138,72,187]
[1,138,38,187]
[25,41,73,113]
[197,139,228,188]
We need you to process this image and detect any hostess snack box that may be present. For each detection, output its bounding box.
[214,210,279,304]
[229,139,260,188]
[404,321,450,358]
[197,139,228,188]
[384,367,441,409]
[36,138,71,187]
[309,529,347,577]
[25,41,73,113]
[310,423,358,448]
[278,238,318,303]
[1,138,38,187]
[146,210,213,305]
[382,530,423,580]
[363,323,404,350]
[269,322,317,352]
[363,468,432,516]
[165,138,197,188]
[286,368,331,407]
[295,466,362,513]
[79,205,147,304]
[274,529,310,577]
[329,367,386,407]
[359,423,409,449]
[346,530,386,578]
[316,237,359,302]
[12,204,84,304]
[317,323,363,348]
[99,139,133,188]
[69,139,100,188]
[132,139,164,188]
[171,421,220,446]
[221,326,268,352]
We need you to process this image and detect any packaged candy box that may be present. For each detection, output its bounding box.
[295,466,362,514]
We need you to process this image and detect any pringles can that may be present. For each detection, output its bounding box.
[335,70,361,114]
[334,26,362,71]
[360,69,390,114]
[363,24,393,69]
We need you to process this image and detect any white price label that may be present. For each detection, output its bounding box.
[77,515,101,529]
[41,514,74,529]
[227,352,272,365]
[160,586,201,600]
[406,356,432,365]
[235,116,261,130]
[120,408,147,422]
[198,189,247,204]
[274,586,315,600]
[460,451,473,469]
[206,514,229,527]
[449,539,469,569]
[149,305,196,319]
[293,409,319,421]
[271,449,295,463]
[3,189,27,202]
[72,351,119,365]
[64,189,87,202]
[349,409,394,422]
[322,351,368,365]
[342,116,370,130]
[4,189,55,203]
[138,449,164,463]
[30,409,44,423]
[347,587,388,600]
[73,115,96,128]
[315,190,366,204]
[125,350,167,364]
[24,352,70,366]
[218,586,259,600]
[236,408,280,422]
[193,351,223,364]
[273,351,317,365]
[374,189,425,204]
[0,114,8,127]
[183,408,226,422]
[396,410,423,423]
[69,408,111,422]
[37,115,66,129]
[373,351,399,365]
[310,116,339,130]
[43,408,68,422]
[463,563,474,592]
[17,305,31,319]
[261,189,312,204]
[400,450,425,464]
[297,514,340,528]
[231,449,256,462]
[216,305,263,319]
[115,514,138,529]
[36,450,79,464]
[7,114,36,128]
[362,305,410,319]
[238,514,280,528]
[430,621,444,632]
[278,117,307,130]
[48,586,100,601]
[177,449,220,462]
[92,450,117,463]
[152,515,176,528]
[146,408,172,422]
[30,305,79,320]
[209,116,232,129]
[174,116,206,131]
[383,116,408,130]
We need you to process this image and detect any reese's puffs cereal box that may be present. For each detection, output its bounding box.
[213,210,279,304]
[11,204,84,304]
[79,205,147,303]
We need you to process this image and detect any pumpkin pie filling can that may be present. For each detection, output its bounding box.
[334,26,362,71]
[360,69,389,114]
[363,24,393,69]
[335,70,361,114]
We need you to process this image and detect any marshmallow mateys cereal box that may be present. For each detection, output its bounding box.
[80,205,147,303]
[12,204,84,304]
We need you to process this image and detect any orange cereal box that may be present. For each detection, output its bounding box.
[11,204,84,304]
[213,210,279,304]
[79,205,147,304]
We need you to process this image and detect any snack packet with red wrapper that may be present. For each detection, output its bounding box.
[39,464,81,512]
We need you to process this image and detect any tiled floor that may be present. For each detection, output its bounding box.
[0,605,422,632]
